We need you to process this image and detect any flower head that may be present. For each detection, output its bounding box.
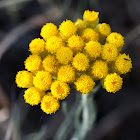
[101,43,118,62]
[73,53,89,71]
[59,20,77,39]
[96,23,111,41]
[83,10,99,28]
[83,10,99,23]
[51,80,70,100]
[57,65,76,83]
[114,53,132,74]
[84,41,102,59]
[43,55,59,75]
[15,70,33,88]
[106,32,124,52]
[67,35,84,54]
[24,87,45,106]
[91,60,108,79]
[33,71,52,91]
[29,38,45,55]
[41,94,60,114]
[81,28,99,42]
[56,47,73,65]
[104,73,123,93]
[40,23,58,40]
[24,55,42,72]
[15,9,133,115]
[45,36,63,54]
[75,19,85,30]
[74,74,95,94]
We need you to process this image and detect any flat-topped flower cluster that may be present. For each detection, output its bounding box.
[15,10,132,114]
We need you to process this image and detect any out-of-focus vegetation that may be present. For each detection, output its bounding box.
[0,0,140,140]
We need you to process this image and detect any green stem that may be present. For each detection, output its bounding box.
[71,83,101,140]
[74,96,82,131]
[54,94,81,140]
[55,83,101,140]
[80,94,89,138]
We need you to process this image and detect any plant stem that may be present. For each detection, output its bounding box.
[71,83,101,140]
[55,83,101,140]
[54,94,81,140]
[80,94,89,139]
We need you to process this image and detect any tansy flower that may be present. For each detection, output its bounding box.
[43,55,59,75]
[101,43,118,62]
[106,32,124,52]
[56,47,73,65]
[41,94,60,114]
[33,71,52,91]
[96,23,111,41]
[15,70,33,88]
[51,80,70,100]
[81,28,99,42]
[24,87,45,106]
[91,60,108,79]
[73,53,89,71]
[59,20,77,39]
[103,73,123,93]
[67,35,84,54]
[83,10,99,28]
[114,53,132,74]
[74,74,95,94]
[84,41,102,59]
[14,9,133,114]
[83,10,99,23]
[40,23,58,40]
[45,36,63,54]
[75,19,85,30]
[57,65,76,83]
[24,55,42,72]
[29,38,45,55]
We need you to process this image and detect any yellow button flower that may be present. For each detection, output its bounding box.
[73,53,89,71]
[67,35,84,54]
[57,65,76,83]
[104,73,123,93]
[114,53,132,74]
[75,19,85,30]
[59,20,77,39]
[24,87,45,106]
[81,28,99,42]
[83,10,99,28]
[96,23,111,41]
[83,10,99,23]
[101,43,118,62]
[45,36,63,54]
[51,80,70,100]
[43,55,59,75]
[24,55,42,72]
[56,47,73,65]
[29,38,45,55]
[14,9,133,113]
[91,60,108,79]
[41,94,60,114]
[106,32,124,52]
[74,74,95,94]
[15,70,33,88]
[40,23,58,40]
[33,71,52,91]
[84,41,102,59]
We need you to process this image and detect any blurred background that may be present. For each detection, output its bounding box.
[0,0,140,140]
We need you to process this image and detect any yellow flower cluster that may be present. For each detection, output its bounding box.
[15,10,132,114]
